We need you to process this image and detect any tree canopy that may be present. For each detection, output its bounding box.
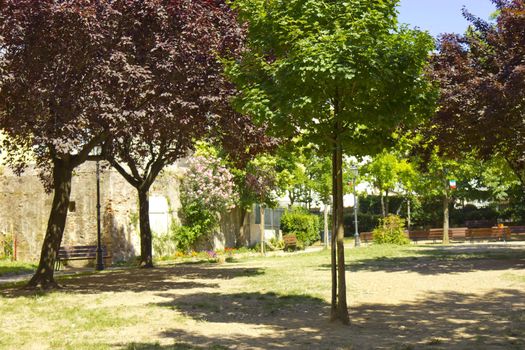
[429,0,525,186]
[0,0,119,288]
[100,0,249,267]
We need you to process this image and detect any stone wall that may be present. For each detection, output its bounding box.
[0,162,184,262]
[0,159,255,262]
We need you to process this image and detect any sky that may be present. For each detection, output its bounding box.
[397,0,497,37]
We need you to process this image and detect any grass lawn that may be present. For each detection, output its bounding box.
[0,260,36,277]
[1,244,524,350]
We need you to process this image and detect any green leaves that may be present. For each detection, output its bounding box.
[230,0,435,156]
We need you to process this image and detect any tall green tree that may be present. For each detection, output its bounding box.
[228,0,435,323]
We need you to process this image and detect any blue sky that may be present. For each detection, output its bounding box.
[397,0,497,37]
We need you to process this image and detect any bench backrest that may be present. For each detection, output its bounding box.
[360,232,373,241]
[283,234,297,245]
[58,245,106,259]
[408,230,429,240]
[509,226,525,234]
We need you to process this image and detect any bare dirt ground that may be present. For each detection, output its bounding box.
[1,244,524,350]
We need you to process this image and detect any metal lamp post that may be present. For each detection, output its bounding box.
[350,165,360,247]
[92,145,105,271]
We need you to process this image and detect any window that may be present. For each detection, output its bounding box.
[254,205,285,229]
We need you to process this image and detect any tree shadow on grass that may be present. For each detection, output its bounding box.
[0,264,265,298]
[115,288,525,350]
[319,245,525,275]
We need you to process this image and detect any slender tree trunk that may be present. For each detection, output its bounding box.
[330,146,337,319]
[334,132,349,324]
[407,199,411,231]
[138,188,154,267]
[443,194,450,244]
[324,203,329,248]
[385,190,390,216]
[27,160,73,289]
[259,204,265,255]
[380,192,386,217]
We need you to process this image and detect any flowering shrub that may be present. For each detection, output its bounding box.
[182,155,237,212]
[176,155,238,251]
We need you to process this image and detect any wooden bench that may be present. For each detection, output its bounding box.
[359,232,373,244]
[55,245,109,271]
[283,234,298,251]
[428,228,444,243]
[509,226,525,240]
[408,230,429,243]
[466,228,509,242]
[450,227,468,242]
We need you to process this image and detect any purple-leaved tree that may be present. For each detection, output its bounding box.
[0,0,117,288]
[100,0,249,267]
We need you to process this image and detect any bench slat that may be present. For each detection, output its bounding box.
[55,245,110,271]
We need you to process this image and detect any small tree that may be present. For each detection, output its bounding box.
[229,0,435,323]
[363,151,416,217]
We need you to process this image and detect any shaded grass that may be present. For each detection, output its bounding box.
[0,260,36,277]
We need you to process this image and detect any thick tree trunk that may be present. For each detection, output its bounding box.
[138,188,154,267]
[259,205,265,255]
[334,134,349,324]
[27,161,73,289]
[236,208,248,248]
[443,194,450,244]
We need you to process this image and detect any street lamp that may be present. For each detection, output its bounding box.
[350,165,360,247]
[91,145,105,271]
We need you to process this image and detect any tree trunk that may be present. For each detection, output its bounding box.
[330,147,337,319]
[236,208,248,248]
[385,190,390,216]
[443,194,450,244]
[407,199,411,231]
[27,160,73,289]
[138,188,154,267]
[380,192,386,217]
[324,204,329,248]
[333,133,349,324]
[259,204,265,255]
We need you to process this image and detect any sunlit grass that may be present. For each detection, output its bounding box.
[0,244,522,349]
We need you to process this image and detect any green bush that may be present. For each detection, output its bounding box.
[372,215,410,245]
[174,225,200,253]
[280,208,320,247]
